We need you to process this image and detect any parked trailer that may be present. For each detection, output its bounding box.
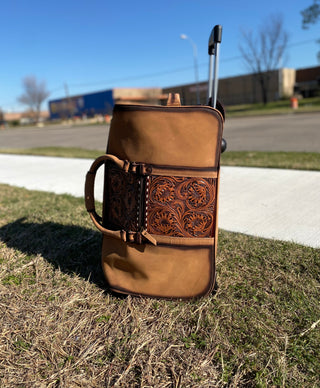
[49,90,114,120]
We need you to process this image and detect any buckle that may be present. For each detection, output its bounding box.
[120,229,157,246]
[128,162,152,176]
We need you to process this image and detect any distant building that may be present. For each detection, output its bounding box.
[4,111,49,124]
[48,88,166,120]
[47,66,320,119]
[163,68,297,106]
[295,66,320,97]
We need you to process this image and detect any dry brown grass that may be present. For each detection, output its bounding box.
[0,184,319,387]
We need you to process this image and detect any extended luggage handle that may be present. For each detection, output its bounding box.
[208,25,227,153]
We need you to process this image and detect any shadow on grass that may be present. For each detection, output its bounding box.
[1,218,220,298]
[0,218,107,289]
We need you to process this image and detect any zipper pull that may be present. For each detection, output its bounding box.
[141,229,157,246]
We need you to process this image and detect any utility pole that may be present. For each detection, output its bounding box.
[180,34,200,104]
[64,83,72,118]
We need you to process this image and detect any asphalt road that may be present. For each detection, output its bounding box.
[224,112,320,152]
[0,112,319,152]
[0,124,109,151]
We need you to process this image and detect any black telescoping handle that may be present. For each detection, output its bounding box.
[208,25,223,55]
[213,25,222,43]
[208,31,215,55]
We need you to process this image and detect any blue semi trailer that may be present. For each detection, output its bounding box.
[49,89,114,120]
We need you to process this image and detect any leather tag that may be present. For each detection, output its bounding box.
[166,93,181,106]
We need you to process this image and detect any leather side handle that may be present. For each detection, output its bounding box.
[85,154,157,245]
[85,154,124,234]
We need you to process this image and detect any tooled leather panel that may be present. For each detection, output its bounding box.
[146,176,216,238]
[105,164,140,232]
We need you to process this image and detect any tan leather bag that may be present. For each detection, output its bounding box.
[85,94,224,299]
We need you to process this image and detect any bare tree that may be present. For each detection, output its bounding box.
[301,0,320,61]
[17,76,50,122]
[239,14,289,104]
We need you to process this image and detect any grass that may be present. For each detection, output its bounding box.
[0,147,103,160]
[221,151,320,171]
[1,147,320,171]
[0,184,319,387]
[226,97,320,117]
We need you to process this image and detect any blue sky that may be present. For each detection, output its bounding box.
[1,0,319,111]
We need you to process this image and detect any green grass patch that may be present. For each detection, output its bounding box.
[221,151,320,171]
[0,146,102,159]
[1,147,319,171]
[226,97,320,117]
[0,183,319,386]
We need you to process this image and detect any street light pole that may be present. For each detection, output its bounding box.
[180,34,200,104]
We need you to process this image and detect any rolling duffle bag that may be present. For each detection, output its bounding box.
[85,93,224,299]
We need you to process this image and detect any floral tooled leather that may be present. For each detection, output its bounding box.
[106,165,140,232]
[147,176,216,238]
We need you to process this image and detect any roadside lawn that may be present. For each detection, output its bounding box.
[0,184,319,387]
[226,97,320,117]
[1,147,320,171]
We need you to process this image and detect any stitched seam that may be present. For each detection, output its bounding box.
[145,176,150,230]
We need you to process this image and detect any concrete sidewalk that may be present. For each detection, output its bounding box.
[0,154,319,249]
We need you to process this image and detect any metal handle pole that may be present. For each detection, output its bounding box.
[213,42,220,108]
[207,25,222,107]
[208,54,214,102]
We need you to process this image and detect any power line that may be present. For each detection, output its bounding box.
[49,39,317,95]
[287,39,319,48]
[49,57,244,95]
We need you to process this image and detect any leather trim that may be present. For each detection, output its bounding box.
[153,235,214,247]
[151,165,218,178]
[87,154,219,247]
[105,163,141,232]
[151,163,217,171]
[146,175,216,238]
[102,160,217,244]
